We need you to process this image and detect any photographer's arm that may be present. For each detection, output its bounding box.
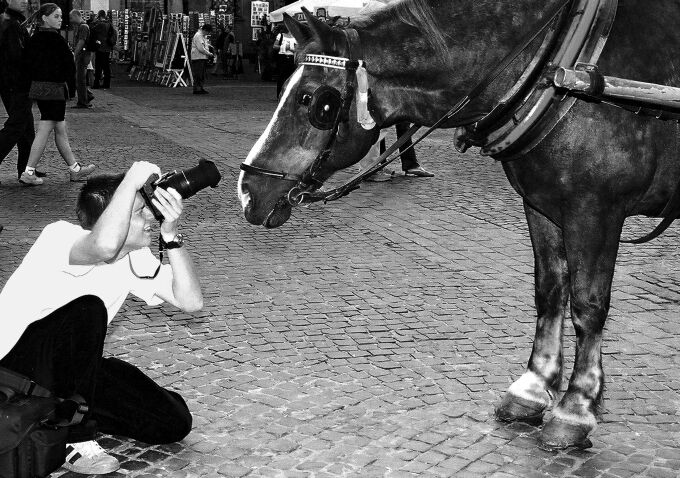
[70,162,161,265]
[153,188,203,312]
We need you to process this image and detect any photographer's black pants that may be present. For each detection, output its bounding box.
[0,296,192,444]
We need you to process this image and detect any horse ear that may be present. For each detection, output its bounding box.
[283,13,312,45]
[301,7,332,40]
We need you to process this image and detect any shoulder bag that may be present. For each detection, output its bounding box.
[28,81,68,101]
[0,367,87,478]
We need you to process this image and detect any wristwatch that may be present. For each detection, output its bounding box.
[159,233,184,250]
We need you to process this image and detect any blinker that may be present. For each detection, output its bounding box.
[307,85,342,130]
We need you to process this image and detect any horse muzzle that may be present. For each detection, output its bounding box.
[239,177,293,228]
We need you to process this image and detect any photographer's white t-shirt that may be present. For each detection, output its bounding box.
[0,221,173,359]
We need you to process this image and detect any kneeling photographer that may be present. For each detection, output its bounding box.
[0,161,206,475]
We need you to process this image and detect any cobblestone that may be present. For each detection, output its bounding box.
[0,68,678,477]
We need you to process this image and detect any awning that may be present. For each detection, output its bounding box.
[268,0,375,23]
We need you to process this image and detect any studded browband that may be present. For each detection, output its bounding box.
[300,54,362,70]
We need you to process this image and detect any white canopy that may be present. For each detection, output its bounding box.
[268,0,379,23]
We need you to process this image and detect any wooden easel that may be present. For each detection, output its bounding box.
[165,31,192,87]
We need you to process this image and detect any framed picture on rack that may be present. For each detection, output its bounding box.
[155,40,167,67]
[252,27,261,41]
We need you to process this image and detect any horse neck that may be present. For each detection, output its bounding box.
[356,0,567,127]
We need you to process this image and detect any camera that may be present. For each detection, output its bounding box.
[140,159,222,221]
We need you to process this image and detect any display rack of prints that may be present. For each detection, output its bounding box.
[250,1,269,27]
[127,10,193,88]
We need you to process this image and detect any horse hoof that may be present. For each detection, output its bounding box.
[495,394,547,426]
[538,417,593,451]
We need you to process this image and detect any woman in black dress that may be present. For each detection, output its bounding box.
[19,3,96,186]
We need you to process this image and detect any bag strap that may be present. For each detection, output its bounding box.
[0,366,52,399]
[0,366,88,427]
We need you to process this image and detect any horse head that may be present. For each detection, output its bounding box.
[238,9,382,228]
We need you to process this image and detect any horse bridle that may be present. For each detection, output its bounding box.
[240,30,365,206]
[240,0,573,207]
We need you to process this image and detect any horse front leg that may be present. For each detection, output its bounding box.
[539,205,625,450]
[496,202,568,425]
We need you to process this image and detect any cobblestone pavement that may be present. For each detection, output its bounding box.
[1,69,679,477]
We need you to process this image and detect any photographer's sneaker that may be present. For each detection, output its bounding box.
[19,171,43,186]
[69,163,96,182]
[63,440,119,475]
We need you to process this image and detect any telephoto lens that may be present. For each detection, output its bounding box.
[156,159,221,199]
[140,159,221,220]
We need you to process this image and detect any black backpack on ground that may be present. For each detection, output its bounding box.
[0,367,87,478]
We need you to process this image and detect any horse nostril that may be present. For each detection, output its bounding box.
[238,179,253,211]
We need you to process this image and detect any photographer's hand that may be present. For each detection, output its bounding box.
[152,187,183,240]
[152,187,203,312]
[123,161,162,190]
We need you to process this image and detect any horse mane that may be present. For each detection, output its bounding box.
[350,0,448,59]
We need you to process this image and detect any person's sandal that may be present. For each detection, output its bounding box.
[404,166,435,177]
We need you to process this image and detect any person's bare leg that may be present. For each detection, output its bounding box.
[55,121,96,181]
[19,121,55,185]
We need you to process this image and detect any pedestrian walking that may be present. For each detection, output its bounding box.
[70,9,93,108]
[191,23,214,95]
[91,10,116,90]
[18,3,96,186]
[273,24,296,98]
[0,161,203,475]
[0,0,36,182]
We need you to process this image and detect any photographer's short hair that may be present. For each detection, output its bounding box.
[69,9,81,19]
[201,23,213,32]
[76,174,125,230]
